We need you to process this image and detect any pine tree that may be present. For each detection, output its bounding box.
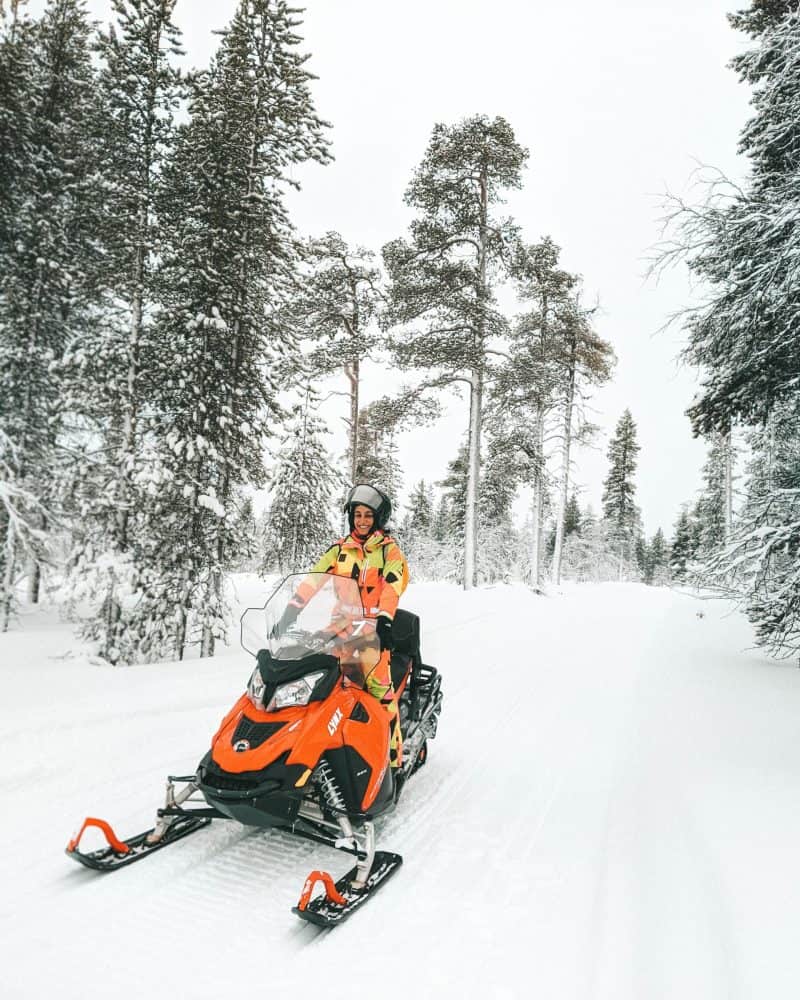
[131,0,330,659]
[660,7,800,433]
[262,398,340,574]
[60,0,186,660]
[403,480,434,535]
[0,0,102,628]
[601,409,641,574]
[564,492,582,537]
[288,233,384,482]
[693,434,734,559]
[383,116,528,589]
[353,400,403,502]
[670,507,694,581]
[643,528,669,585]
[694,398,800,655]
[548,296,614,585]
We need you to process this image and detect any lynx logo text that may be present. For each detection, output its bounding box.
[327,708,343,736]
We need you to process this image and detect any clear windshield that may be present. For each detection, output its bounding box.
[240,573,381,685]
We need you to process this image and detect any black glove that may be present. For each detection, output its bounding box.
[276,602,301,634]
[376,615,394,652]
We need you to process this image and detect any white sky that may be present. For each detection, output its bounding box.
[31,0,753,534]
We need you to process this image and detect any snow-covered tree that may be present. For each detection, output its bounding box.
[125,0,330,659]
[658,6,800,434]
[383,115,528,589]
[602,410,642,574]
[288,233,384,482]
[58,0,186,660]
[643,528,669,585]
[670,507,695,582]
[0,0,102,623]
[693,433,736,559]
[262,399,340,574]
[402,480,434,535]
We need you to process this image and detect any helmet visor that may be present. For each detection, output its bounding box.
[346,484,387,512]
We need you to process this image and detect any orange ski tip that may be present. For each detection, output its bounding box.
[297,870,346,911]
[67,817,131,855]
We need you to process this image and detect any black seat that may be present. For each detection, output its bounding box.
[392,609,421,664]
[389,608,421,692]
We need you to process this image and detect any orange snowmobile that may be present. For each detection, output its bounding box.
[66,573,443,926]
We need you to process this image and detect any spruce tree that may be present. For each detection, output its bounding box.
[383,116,528,589]
[693,434,734,558]
[601,409,641,573]
[288,233,384,482]
[403,480,434,535]
[662,6,800,432]
[137,0,330,658]
[61,0,185,660]
[0,0,102,627]
[670,507,694,581]
[262,398,340,574]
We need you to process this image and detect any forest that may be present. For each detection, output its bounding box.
[1,0,798,664]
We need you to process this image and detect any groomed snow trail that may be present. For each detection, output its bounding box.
[3,580,800,999]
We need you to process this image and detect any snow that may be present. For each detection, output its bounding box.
[3,580,800,999]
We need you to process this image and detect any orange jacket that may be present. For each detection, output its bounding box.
[309,529,408,621]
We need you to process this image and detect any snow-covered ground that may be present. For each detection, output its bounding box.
[2,579,800,999]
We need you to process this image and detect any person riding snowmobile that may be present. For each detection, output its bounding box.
[281,484,408,771]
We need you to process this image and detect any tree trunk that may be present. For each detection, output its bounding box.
[529,406,544,589]
[464,367,482,590]
[1,520,16,632]
[464,161,489,591]
[551,340,576,585]
[346,357,359,484]
[26,554,41,604]
[724,429,733,545]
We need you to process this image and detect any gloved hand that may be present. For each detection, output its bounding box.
[376,615,395,652]
[275,601,301,635]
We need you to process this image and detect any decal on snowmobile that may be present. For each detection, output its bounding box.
[234,739,250,753]
[327,707,343,736]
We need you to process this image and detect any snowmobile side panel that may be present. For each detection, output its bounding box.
[65,814,211,872]
[292,850,402,927]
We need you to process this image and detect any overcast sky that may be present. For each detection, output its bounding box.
[31,0,753,534]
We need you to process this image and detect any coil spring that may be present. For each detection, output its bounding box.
[315,759,347,813]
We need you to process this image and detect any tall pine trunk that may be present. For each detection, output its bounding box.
[529,406,544,589]
[346,357,359,484]
[464,163,488,590]
[551,329,576,585]
[724,429,733,545]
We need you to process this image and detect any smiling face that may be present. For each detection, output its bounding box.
[353,504,375,537]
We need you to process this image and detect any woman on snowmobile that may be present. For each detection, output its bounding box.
[283,484,408,771]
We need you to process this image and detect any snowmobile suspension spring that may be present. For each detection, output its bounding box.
[315,760,347,814]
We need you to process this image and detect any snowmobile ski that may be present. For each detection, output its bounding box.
[292,850,403,927]
[66,813,211,872]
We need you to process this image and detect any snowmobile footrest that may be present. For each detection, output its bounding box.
[65,813,211,871]
[292,850,402,927]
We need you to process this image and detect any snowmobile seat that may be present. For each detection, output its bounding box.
[391,609,420,665]
[389,609,421,694]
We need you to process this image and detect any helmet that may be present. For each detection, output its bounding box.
[344,483,392,532]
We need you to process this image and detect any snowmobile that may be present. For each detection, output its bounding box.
[66,573,444,926]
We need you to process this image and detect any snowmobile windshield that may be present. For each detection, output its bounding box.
[240,573,381,687]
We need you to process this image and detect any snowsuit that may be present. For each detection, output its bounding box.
[309,529,408,767]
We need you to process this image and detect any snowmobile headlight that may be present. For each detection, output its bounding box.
[247,667,267,710]
[266,671,326,711]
